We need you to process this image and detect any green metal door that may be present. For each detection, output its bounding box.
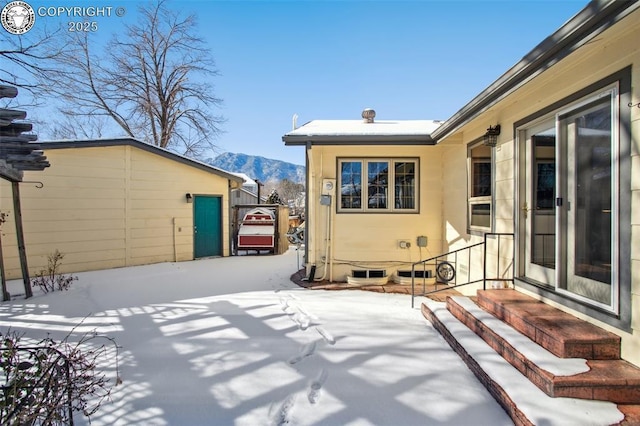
[193,195,222,258]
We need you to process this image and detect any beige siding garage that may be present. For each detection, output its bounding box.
[0,139,242,279]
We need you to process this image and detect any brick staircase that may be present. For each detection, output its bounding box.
[421,289,640,425]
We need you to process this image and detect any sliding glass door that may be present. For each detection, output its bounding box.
[519,86,618,311]
[560,94,616,307]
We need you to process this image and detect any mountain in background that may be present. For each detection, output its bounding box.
[206,152,305,184]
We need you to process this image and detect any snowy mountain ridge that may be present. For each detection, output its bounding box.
[206,152,305,184]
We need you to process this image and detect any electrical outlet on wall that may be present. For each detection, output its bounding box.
[398,240,411,249]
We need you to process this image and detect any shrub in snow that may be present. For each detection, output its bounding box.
[0,328,121,424]
[266,189,284,205]
[31,250,77,293]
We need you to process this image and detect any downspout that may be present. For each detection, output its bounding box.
[228,181,233,256]
[316,200,331,281]
[328,152,338,282]
[329,195,334,282]
[172,217,177,262]
[305,142,311,271]
[314,149,332,282]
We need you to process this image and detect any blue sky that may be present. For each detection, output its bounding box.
[8,0,587,165]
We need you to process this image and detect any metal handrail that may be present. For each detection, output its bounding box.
[411,233,514,307]
[482,232,515,290]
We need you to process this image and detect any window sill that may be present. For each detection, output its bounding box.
[337,210,420,214]
[468,227,492,236]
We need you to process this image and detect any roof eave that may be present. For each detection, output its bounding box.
[35,138,244,183]
[283,134,436,146]
[430,0,640,142]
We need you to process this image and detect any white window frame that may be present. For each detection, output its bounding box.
[337,158,419,213]
[468,142,493,232]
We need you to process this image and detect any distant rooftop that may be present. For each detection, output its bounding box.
[282,109,442,146]
[230,172,258,187]
[35,138,244,184]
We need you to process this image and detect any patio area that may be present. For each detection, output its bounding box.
[290,269,462,302]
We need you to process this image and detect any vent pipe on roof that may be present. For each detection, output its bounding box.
[292,113,298,130]
[362,108,375,123]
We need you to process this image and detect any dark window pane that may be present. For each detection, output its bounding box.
[535,162,555,210]
[340,161,362,209]
[472,161,491,197]
[470,203,491,228]
[394,162,415,209]
[367,161,388,209]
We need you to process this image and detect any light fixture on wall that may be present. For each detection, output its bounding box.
[483,124,501,147]
[186,193,193,203]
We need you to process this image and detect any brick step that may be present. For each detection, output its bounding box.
[421,298,633,425]
[477,289,621,360]
[447,295,640,404]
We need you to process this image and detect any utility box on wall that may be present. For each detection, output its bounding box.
[417,236,428,247]
[321,179,336,195]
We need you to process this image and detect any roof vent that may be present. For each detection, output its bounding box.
[362,108,376,123]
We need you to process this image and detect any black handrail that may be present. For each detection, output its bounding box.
[411,233,514,308]
[483,232,515,290]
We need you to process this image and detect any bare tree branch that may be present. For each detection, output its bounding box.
[47,0,223,156]
[45,115,113,140]
[0,21,67,104]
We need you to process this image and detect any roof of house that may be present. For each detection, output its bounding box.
[230,172,258,188]
[232,186,259,197]
[283,2,639,148]
[283,119,442,146]
[35,138,244,184]
[430,0,640,141]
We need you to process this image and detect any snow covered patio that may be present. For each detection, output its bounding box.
[1,249,513,425]
[0,249,629,425]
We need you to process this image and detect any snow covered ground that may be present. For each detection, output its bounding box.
[2,249,513,425]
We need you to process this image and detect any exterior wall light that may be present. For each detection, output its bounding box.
[186,193,193,203]
[483,124,501,147]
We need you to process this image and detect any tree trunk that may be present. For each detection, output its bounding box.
[12,182,32,298]
[0,230,10,301]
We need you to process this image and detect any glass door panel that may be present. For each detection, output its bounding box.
[560,97,613,305]
[524,120,556,284]
[518,87,618,312]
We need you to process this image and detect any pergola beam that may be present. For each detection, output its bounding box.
[0,84,48,299]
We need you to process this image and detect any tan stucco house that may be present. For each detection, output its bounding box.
[0,138,244,279]
[283,114,444,283]
[284,0,640,367]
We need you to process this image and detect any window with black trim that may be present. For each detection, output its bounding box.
[338,158,418,212]
[468,143,492,230]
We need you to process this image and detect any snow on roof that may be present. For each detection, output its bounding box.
[285,119,442,137]
[230,172,257,187]
[282,118,443,146]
